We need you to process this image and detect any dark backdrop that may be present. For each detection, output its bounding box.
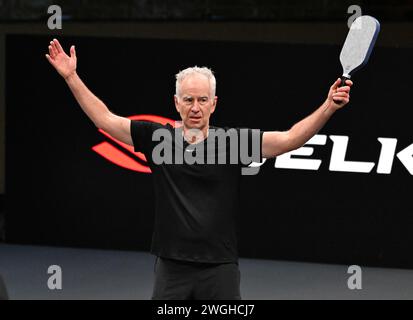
[5,34,413,268]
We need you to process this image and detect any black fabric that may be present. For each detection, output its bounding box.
[152,257,241,300]
[130,120,263,263]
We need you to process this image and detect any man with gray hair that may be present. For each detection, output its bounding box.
[46,39,352,300]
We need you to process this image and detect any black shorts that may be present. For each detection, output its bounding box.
[152,257,241,300]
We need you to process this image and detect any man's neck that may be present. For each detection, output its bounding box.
[182,125,209,144]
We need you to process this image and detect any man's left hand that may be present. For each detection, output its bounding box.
[326,78,353,111]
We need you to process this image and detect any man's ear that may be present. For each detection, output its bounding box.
[174,95,180,113]
[210,96,218,114]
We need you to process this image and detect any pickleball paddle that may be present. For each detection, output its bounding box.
[339,15,380,87]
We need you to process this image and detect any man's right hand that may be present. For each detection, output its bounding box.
[45,39,133,146]
[45,39,77,80]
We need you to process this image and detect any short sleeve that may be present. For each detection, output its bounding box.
[130,120,164,155]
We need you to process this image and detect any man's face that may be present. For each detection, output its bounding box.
[174,74,217,131]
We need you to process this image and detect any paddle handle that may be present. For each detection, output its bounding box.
[333,75,351,104]
[340,75,351,87]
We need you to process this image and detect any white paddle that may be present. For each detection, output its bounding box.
[338,15,380,87]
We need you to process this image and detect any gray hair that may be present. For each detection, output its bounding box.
[175,66,216,98]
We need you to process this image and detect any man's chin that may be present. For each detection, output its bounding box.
[185,120,205,129]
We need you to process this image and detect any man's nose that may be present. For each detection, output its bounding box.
[191,102,200,112]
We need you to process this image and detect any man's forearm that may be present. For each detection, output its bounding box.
[65,72,111,128]
[288,101,335,150]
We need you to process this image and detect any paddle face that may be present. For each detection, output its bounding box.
[340,15,380,79]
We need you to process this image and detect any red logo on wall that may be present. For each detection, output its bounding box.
[92,114,175,173]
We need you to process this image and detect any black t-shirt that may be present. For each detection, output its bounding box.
[130,120,263,263]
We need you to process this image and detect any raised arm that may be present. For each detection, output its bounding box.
[262,78,353,158]
[45,39,132,145]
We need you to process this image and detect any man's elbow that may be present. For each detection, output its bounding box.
[263,131,292,158]
[96,111,114,131]
[283,129,307,154]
